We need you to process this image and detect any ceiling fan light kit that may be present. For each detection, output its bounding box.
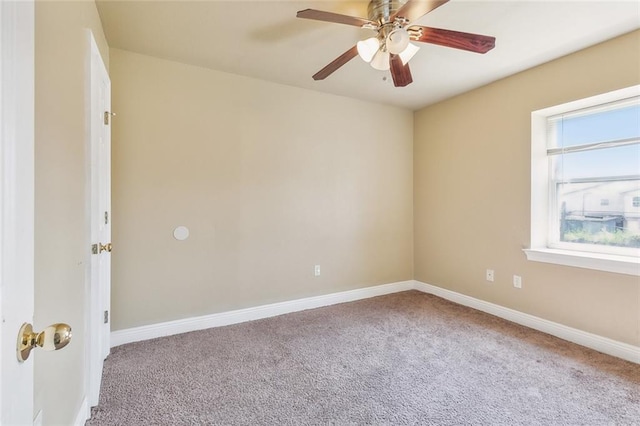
[296,0,496,87]
[387,28,410,54]
[371,49,391,71]
[357,37,380,63]
[399,42,420,65]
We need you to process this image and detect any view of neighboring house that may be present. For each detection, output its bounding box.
[623,188,640,231]
[559,179,640,246]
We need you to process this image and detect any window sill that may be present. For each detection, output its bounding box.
[523,248,639,276]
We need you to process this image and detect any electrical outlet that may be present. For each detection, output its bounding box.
[486,269,494,282]
[314,265,321,277]
[513,275,522,289]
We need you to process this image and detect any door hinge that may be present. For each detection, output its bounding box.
[104,310,109,324]
[104,111,115,125]
[92,244,98,255]
[105,211,109,225]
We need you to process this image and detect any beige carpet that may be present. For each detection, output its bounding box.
[88,291,639,425]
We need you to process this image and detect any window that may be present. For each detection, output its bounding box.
[525,86,640,276]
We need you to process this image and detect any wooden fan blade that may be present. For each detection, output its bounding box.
[390,54,413,87]
[410,26,496,53]
[296,9,375,27]
[391,0,449,23]
[312,46,359,81]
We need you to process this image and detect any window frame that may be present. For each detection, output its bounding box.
[524,85,640,276]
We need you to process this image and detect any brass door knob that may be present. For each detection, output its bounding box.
[17,323,72,362]
[99,242,112,253]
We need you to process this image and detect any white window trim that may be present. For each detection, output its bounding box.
[524,248,639,276]
[525,85,640,277]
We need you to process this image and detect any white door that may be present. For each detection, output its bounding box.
[87,32,111,407]
[0,0,35,424]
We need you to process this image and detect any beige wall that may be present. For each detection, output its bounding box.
[109,49,414,330]
[414,30,640,346]
[35,1,109,424]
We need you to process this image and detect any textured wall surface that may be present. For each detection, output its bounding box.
[414,31,640,346]
[110,49,414,330]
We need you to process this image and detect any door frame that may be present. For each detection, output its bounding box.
[86,30,111,407]
[0,0,36,424]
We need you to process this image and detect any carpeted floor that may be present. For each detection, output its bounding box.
[87,291,639,425]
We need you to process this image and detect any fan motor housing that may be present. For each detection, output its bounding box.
[368,0,407,24]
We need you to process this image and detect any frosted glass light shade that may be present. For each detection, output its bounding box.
[399,43,420,65]
[386,28,410,54]
[357,37,380,63]
[370,49,390,71]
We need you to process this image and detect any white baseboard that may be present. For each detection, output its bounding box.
[110,279,639,364]
[73,396,89,426]
[413,280,640,364]
[111,280,414,347]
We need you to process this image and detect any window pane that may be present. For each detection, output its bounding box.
[553,143,640,180]
[557,179,640,248]
[552,103,640,149]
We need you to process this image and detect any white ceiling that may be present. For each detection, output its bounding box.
[96,0,640,111]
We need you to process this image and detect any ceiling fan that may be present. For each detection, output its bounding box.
[296,0,496,87]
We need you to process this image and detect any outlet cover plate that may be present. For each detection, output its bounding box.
[513,275,522,288]
[486,269,495,282]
